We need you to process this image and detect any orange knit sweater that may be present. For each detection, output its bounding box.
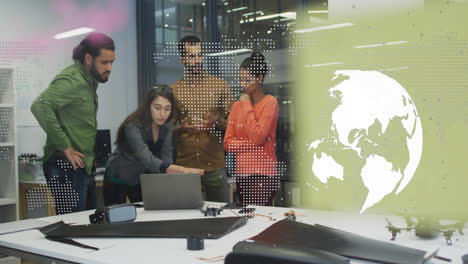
[224,95,278,176]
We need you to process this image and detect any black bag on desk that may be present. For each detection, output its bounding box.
[227,219,428,264]
[225,241,350,264]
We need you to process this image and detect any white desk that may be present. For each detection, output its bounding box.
[0,205,467,264]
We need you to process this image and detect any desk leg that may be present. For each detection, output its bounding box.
[18,184,28,220]
[228,182,237,204]
[46,189,55,217]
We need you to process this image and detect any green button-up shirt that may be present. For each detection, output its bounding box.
[31,60,98,175]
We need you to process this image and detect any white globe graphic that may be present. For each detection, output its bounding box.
[308,70,423,213]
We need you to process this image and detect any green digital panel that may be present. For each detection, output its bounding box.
[294,1,468,219]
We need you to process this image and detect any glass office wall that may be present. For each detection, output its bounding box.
[154,0,208,87]
[218,0,296,50]
[152,0,309,206]
[155,0,207,48]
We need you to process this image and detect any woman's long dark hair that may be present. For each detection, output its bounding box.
[115,84,175,146]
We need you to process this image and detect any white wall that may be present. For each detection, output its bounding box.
[0,0,138,156]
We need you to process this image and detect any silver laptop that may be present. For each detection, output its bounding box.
[140,173,203,210]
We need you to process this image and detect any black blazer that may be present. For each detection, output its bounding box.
[105,121,174,185]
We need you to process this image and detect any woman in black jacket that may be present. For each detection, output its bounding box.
[103,84,203,205]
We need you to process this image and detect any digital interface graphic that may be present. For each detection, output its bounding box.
[295,1,468,218]
[307,70,423,213]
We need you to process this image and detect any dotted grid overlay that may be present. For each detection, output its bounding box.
[0,147,15,209]
[0,69,14,104]
[25,184,53,211]
[0,67,14,140]
[42,159,80,215]
[0,54,16,209]
[22,162,80,214]
[155,37,286,206]
[0,41,53,210]
[0,41,47,115]
[287,22,328,143]
[0,101,15,144]
[0,146,15,166]
[406,32,468,142]
[398,31,468,202]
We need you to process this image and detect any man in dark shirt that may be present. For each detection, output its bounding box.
[31,32,115,214]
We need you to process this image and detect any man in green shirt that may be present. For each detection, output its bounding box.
[31,32,115,214]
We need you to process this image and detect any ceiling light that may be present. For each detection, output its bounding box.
[206,48,252,56]
[53,27,95,40]
[305,62,344,67]
[294,23,353,33]
[242,11,264,17]
[241,12,296,24]
[353,41,408,49]
[227,6,247,13]
[308,10,328,14]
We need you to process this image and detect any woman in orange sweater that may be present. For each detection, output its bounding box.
[224,52,279,207]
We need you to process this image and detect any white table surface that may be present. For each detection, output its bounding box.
[0,204,467,264]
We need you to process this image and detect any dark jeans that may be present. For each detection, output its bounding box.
[43,155,96,215]
[103,180,142,206]
[202,168,229,202]
[236,175,280,207]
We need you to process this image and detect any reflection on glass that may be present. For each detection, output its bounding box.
[179,4,194,31]
[156,28,163,48]
[217,0,299,50]
[164,28,177,44]
[155,0,206,48]
[164,0,177,29]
